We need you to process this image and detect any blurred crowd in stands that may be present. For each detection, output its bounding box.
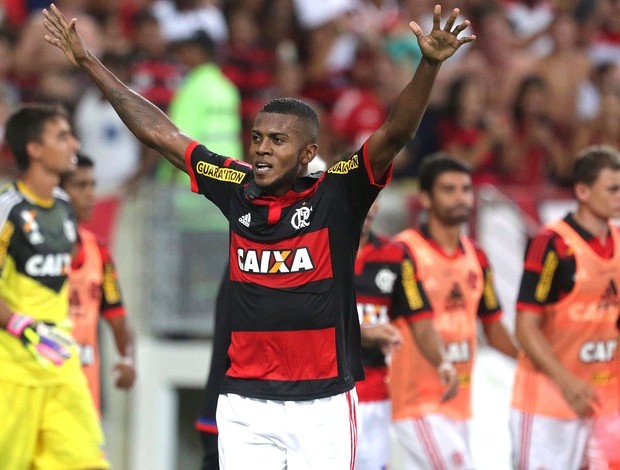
[1,0,619,198]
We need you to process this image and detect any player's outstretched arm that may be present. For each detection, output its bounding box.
[366,5,475,181]
[42,4,191,172]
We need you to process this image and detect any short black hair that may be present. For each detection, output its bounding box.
[76,153,94,169]
[59,153,94,188]
[418,153,472,194]
[573,145,620,186]
[259,97,319,141]
[5,104,69,171]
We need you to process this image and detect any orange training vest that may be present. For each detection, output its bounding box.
[69,227,103,410]
[512,220,620,418]
[390,229,484,421]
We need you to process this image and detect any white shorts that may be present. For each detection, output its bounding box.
[509,409,616,470]
[216,389,357,470]
[355,399,391,470]
[393,414,474,470]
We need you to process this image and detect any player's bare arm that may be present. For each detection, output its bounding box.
[107,316,136,389]
[482,320,519,359]
[366,5,475,181]
[410,318,459,402]
[360,323,403,355]
[42,4,191,171]
[517,310,601,417]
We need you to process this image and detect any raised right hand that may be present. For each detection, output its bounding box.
[42,3,89,66]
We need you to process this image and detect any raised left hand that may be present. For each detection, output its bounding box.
[410,5,476,65]
[42,3,90,67]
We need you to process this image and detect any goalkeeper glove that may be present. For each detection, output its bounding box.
[7,313,74,367]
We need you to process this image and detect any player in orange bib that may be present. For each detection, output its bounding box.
[390,154,519,469]
[60,154,135,411]
[354,200,459,470]
[511,145,620,470]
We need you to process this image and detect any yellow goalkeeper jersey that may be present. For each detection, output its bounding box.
[0,182,82,385]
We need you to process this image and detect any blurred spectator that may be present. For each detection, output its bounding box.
[454,4,536,113]
[350,0,401,47]
[4,0,49,29]
[0,29,21,181]
[577,61,620,122]
[86,0,134,56]
[588,0,620,66]
[0,85,19,182]
[149,0,228,44]
[222,5,276,145]
[295,0,359,111]
[503,0,556,56]
[159,30,242,182]
[258,0,301,48]
[535,11,591,135]
[502,74,571,186]
[270,44,334,168]
[329,44,387,155]
[0,29,20,105]
[73,52,143,195]
[292,0,356,30]
[573,88,620,160]
[13,0,103,107]
[435,74,510,185]
[129,9,183,112]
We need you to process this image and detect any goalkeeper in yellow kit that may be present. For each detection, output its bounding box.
[0,104,109,470]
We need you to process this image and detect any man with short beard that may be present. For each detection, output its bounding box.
[390,154,518,469]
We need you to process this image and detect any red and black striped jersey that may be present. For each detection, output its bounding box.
[354,233,431,402]
[186,140,391,400]
[355,233,428,367]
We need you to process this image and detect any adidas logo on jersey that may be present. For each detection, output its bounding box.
[238,213,251,227]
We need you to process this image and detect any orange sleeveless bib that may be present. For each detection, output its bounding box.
[390,229,484,420]
[512,220,620,418]
[69,227,103,409]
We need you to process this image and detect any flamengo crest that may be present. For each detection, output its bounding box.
[291,206,312,230]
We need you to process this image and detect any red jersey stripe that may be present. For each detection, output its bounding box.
[526,230,555,269]
[101,306,126,320]
[362,139,393,187]
[227,328,338,381]
[185,140,200,193]
[195,420,218,434]
[230,229,333,288]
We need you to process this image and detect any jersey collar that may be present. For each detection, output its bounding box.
[16,181,55,208]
